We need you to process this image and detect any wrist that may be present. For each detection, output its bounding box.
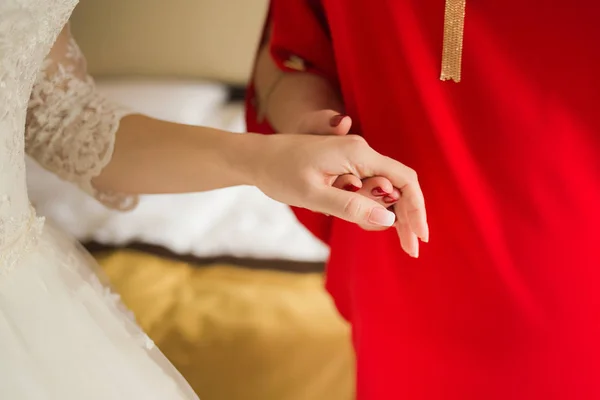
[224,133,270,188]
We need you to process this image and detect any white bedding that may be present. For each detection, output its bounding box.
[26,80,329,262]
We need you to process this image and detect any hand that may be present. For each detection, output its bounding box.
[333,176,401,230]
[248,132,428,257]
[291,109,427,257]
[293,110,400,209]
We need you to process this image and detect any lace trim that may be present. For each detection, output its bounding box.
[101,285,156,350]
[26,35,138,211]
[0,205,45,278]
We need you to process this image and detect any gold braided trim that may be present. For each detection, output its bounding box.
[440,0,467,82]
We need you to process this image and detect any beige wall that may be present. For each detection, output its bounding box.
[70,0,269,85]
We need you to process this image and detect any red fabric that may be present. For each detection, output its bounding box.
[246,1,600,399]
[245,1,337,244]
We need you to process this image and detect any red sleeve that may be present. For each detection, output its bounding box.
[245,0,336,244]
[269,0,338,80]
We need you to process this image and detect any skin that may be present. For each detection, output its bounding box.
[46,25,428,235]
[253,44,427,257]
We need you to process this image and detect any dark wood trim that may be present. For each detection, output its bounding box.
[84,242,325,274]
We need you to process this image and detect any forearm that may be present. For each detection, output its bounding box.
[92,114,260,195]
[254,44,343,132]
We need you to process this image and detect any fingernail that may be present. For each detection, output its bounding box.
[412,244,419,258]
[371,187,388,197]
[383,196,396,204]
[330,114,347,127]
[343,184,360,192]
[402,241,419,258]
[422,226,430,243]
[369,208,396,227]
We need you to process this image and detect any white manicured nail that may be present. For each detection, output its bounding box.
[369,208,396,227]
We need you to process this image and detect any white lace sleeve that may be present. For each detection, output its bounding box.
[25,24,138,211]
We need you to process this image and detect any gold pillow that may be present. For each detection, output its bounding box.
[97,250,354,400]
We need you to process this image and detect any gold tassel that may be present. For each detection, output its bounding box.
[440,0,467,82]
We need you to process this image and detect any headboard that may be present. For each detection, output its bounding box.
[70,0,269,85]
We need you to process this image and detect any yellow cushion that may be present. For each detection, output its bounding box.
[96,250,354,400]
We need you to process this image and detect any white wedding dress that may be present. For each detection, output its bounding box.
[0,1,199,398]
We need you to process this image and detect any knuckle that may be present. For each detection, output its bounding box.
[407,167,418,181]
[342,195,363,220]
[409,197,426,212]
[397,164,418,184]
[346,134,367,149]
[342,136,371,171]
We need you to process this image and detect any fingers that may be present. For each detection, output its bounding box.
[358,177,399,206]
[332,174,362,192]
[299,133,428,249]
[356,177,399,229]
[333,176,394,231]
[297,110,352,136]
[328,113,352,134]
[366,155,428,243]
[395,198,420,257]
[334,175,400,206]
[406,199,429,244]
[315,187,396,229]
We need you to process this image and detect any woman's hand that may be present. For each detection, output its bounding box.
[289,109,427,258]
[242,133,428,255]
[252,47,427,256]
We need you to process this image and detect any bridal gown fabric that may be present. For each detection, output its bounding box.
[0,1,199,398]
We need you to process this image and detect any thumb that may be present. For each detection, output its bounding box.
[316,187,396,228]
[297,110,352,136]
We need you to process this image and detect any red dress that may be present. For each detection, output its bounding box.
[246,1,600,398]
